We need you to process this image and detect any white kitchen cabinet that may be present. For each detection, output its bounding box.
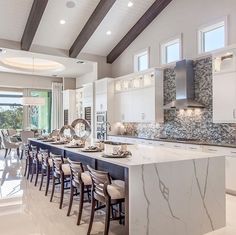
[94,78,114,114]
[114,68,163,123]
[63,89,76,125]
[213,72,236,123]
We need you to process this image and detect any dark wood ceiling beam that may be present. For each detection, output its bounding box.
[21,0,48,51]
[69,0,116,58]
[107,0,173,64]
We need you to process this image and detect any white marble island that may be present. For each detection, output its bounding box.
[30,140,226,235]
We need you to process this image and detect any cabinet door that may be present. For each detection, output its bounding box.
[226,155,236,193]
[95,94,107,112]
[213,72,236,123]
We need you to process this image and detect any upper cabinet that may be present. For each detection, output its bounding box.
[114,68,164,123]
[94,78,114,120]
[213,48,236,123]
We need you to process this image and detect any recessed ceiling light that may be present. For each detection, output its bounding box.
[106,30,112,36]
[128,1,133,7]
[66,0,76,8]
[60,19,66,25]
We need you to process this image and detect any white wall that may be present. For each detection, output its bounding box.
[78,53,112,79]
[76,63,97,88]
[0,71,62,89]
[111,0,236,77]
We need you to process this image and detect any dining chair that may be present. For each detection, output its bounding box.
[87,166,125,235]
[0,130,21,158]
[20,131,34,159]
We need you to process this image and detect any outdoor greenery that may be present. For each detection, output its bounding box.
[0,106,23,129]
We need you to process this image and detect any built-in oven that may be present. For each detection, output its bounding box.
[96,111,107,140]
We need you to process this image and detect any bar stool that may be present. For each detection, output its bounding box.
[67,159,92,225]
[87,166,125,235]
[50,154,71,209]
[26,145,37,180]
[39,150,53,196]
[31,148,46,186]
[23,144,31,177]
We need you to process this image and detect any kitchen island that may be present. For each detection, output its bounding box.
[29,139,225,235]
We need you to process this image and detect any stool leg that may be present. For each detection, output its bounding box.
[20,149,24,160]
[104,199,111,235]
[30,163,35,182]
[77,183,84,225]
[4,149,8,158]
[39,168,44,191]
[45,166,50,196]
[67,183,74,216]
[87,196,96,235]
[27,158,31,180]
[59,175,64,209]
[50,176,55,202]
[119,202,122,224]
[34,160,39,186]
[24,157,28,177]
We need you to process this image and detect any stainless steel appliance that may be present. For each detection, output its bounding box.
[96,111,107,140]
[163,60,204,109]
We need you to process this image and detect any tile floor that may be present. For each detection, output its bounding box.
[0,149,235,235]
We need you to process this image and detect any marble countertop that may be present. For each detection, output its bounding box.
[30,139,223,168]
[108,134,236,148]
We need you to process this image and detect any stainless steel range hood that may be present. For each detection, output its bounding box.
[163,60,204,109]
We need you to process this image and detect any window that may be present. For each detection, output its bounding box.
[30,90,52,133]
[134,49,149,72]
[198,18,227,54]
[0,90,23,130]
[161,36,182,65]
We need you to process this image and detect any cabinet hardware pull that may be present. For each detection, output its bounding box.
[231,151,236,154]
[234,109,236,119]
[174,145,181,148]
[189,147,197,149]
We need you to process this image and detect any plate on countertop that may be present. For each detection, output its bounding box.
[81,147,102,152]
[65,144,85,148]
[51,141,68,145]
[101,151,132,158]
[41,139,54,142]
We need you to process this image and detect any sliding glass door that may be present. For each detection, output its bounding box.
[30,90,52,133]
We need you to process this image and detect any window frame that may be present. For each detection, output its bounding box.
[197,17,228,55]
[160,34,182,66]
[133,48,149,72]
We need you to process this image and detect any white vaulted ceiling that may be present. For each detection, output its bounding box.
[33,0,100,50]
[0,0,33,41]
[82,0,155,56]
[0,0,157,61]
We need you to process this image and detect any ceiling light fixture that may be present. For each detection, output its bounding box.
[128,1,133,7]
[60,19,66,25]
[106,30,112,36]
[66,0,76,8]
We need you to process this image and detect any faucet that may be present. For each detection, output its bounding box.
[101,121,111,140]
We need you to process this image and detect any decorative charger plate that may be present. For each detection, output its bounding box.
[59,125,76,139]
[71,118,91,141]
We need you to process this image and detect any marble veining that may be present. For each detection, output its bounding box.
[120,57,236,144]
[193,158,214,230]
[129,156,225,235]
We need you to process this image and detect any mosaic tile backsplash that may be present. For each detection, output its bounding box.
[120,57,236,144]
